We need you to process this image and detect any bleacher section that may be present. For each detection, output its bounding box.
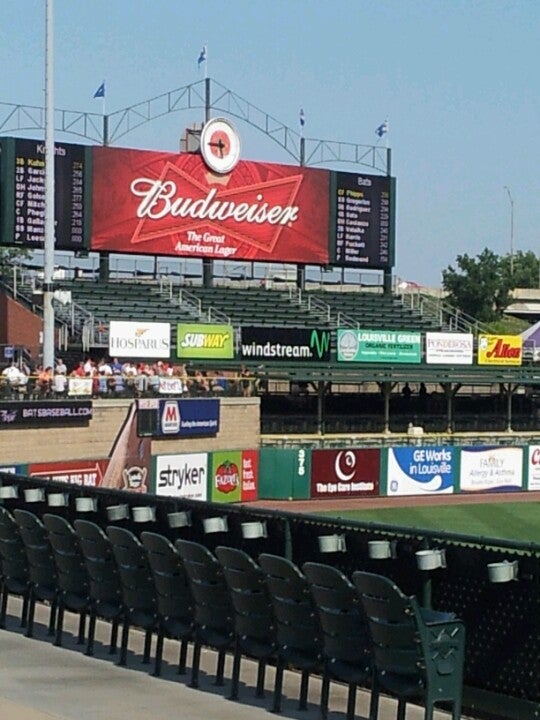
[57,281,445,348]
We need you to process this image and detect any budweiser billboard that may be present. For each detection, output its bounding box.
[90,147,330,264]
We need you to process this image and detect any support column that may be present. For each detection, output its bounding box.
[317,381,325,436]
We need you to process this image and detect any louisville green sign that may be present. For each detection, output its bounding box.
[337,328,422,363]
[177,323,234,359]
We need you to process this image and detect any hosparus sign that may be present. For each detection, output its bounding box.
[310,449,380,498]
[240,327,331,362]
[90,147,330,264]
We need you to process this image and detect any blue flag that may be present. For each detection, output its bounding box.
[375,120,388,138]
[299,108,305,128]
[197,46,207,67]
[93,82,106,99]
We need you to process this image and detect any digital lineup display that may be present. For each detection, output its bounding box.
[0,137,91,250]
[330,171,395,268]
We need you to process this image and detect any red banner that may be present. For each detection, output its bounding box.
[28,459,109,487]
[311,449,380,498]
[91,147,330,264]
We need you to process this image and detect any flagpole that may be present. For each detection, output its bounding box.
[43,0,55,369]
[204,44,208,80]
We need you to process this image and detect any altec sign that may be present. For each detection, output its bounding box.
[477,334,522,366]
[91,147,330,264]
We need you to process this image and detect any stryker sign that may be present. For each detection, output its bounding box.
[91,147,330,264]
[109,321,170,358]
[155,453,208,500]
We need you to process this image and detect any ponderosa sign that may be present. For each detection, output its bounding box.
[91,147,330,264]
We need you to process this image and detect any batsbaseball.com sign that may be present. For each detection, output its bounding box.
[90,147,330,264]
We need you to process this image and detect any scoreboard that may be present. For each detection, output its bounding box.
[0,136,92,250]
[330,171,395,268]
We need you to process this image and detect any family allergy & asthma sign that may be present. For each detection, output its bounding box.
[91,147,330,264]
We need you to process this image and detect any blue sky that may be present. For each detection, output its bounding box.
[1,0,538,286]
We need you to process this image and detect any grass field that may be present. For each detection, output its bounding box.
[319,502,540,544]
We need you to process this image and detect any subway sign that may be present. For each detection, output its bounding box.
[177,323,234,359]
[240,327,331,362]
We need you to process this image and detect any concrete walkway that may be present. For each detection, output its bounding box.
[0,598,462,720]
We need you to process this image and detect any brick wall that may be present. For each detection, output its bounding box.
[0,293,42,360]
[0,397,260,465]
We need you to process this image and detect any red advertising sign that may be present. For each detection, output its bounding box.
[91,147,330,264]
[241,450,259,502]
[28,459,109,487]
[311,449,380,498]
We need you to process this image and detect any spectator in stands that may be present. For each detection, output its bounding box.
[240,365,251,397]
[111,369,125,395]
[53,367,67,398]
[211,370,228,394]
[55,357,67,375]
[72,361,85,378]
[401,382,412,401]
[111,357,123,373]
[37,366,53,397]
[83,357,95,375]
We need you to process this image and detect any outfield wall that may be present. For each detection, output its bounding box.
[3,443,540,502]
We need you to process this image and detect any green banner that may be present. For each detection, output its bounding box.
[337,328,422,363]
[177,323,234,359]
[210,451,242,503]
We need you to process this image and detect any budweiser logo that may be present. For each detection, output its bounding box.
[129,162,303,254]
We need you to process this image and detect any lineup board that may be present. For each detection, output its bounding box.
[330,171,395,268]
[0,137,91,250]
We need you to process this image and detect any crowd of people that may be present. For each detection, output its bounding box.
[0,357,259,400]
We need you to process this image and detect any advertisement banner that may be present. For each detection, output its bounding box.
[155,453,208,500]
[311,449,380,498]
[177,323,234,359]
[158,398,219,437]
[109,321,170,358]
[91,147,330,264]
[241,450,259,502]
[210,451,242,503]
[28,460,109,487]
[425,333,474,365]
[337,328,422,363]
[158,377,184,394]
[68,377,93,396]
[477,335,522,366]
[386,447,455,496]
[460,446,524,492]
[240,327,331,362]
[0,465,27,475]
[528,446,540,490]
[208,449,259,503]
[0,400,92,428]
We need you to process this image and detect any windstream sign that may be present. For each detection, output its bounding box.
[240,327,331,361]
[177,323,234,359]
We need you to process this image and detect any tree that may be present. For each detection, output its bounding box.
[500,250,540,289]
[0,246,32,280]
[442,248,511,323]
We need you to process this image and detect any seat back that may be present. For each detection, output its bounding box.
[73,519,122,607]
[303,562,370,673]
[13,509,57,598]
[0,506,29,587]
[215,545,274,649]
[106,526,157,622]
[175,539,233,648]
[140,531,192,625]
[352,570,465,709]
[43,514,89,600]
[259,553,321,664]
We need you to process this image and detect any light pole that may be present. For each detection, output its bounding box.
[504,186,514,276]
